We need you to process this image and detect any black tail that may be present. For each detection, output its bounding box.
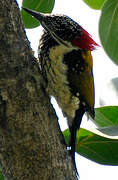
[70,106,85,176]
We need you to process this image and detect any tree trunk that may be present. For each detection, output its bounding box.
[0,0,78,179]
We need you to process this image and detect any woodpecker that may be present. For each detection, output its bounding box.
[22,7,99,175]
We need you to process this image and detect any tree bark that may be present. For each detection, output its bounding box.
[0,0,78,179]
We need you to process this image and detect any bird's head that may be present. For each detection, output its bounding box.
[22,7,99,50]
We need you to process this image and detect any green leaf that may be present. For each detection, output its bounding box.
[63,128,118,165]
[98,126,118,136]
[21,0,55,28]
[63,128,70,146]
[83,0,106,9]
[0,174,4,180]
[0,168,4,180]
[95,106,118,127]
[77,128,118,165]
[99,0,118,64]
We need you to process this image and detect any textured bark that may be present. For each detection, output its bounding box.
[0,0,78,180]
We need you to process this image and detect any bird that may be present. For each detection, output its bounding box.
[22,7,99,176]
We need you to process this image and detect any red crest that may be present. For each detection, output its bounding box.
[72,27,99,50]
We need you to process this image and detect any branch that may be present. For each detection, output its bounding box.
[0,0,77,179]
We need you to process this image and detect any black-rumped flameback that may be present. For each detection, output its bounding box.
[22,7,99,176]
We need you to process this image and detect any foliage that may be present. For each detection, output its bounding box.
[95,106,118,127]
[21,0,55,28]
[0,175,4,180]
[0,168,4,180]
[83,0,106,10]
[20,0,118,168]
[63,106,118,165]
[64,127,118,165]
[99,0,118,65]
[82,0,118,65]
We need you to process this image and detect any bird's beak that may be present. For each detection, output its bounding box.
[22,7,45,23]
[22,7,70,47]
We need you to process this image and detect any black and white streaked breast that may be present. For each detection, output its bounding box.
[38,31,80,126]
